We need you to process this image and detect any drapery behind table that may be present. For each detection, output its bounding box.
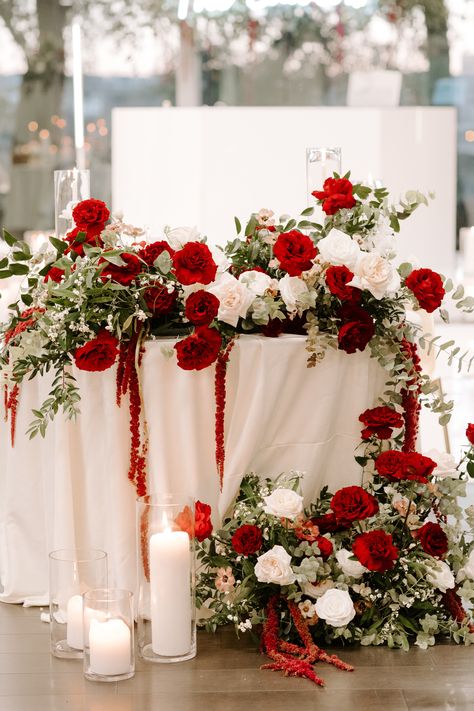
[0,335,386,604]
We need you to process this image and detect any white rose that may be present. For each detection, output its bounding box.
[302,579,334,599]
[317,229,361,270]
[315,588,356,628]
[263,488,304,520]
[166,226,201,250]
[426,560,455,593]
[335,549,367,579]
[349,253,400,300]
[425,449,460,479]
[457,549,474,582]
[238,270,273,296]
[254,545,296,586]
[278,274,314,312]
[210,245,231,274]
[207,273,254,327]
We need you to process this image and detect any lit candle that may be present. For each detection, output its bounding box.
[149,518,191,656]
[89,618,131,676]
[66,594,84,650]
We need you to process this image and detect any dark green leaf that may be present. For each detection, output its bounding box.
[3,229,17,246]
[234,216,242,234]
[9,263,29,275]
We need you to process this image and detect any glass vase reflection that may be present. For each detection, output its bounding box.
[306,147,342,203]
[54,169,90,239]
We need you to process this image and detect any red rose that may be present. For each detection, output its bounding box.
[100,252,142,286]
[374,450,406,480]
[325,265,360,303]
[138,240,174,267]
[466,423,474,445]
[405,268,445,313]
[174,326,222,370]
[310,512,347,534]
[331,486,379,526]
[359,406,404,440]
[44,266,65,283]
[261,318,285,338]
[185,290,220,326]
[352,530,398,572]
[176,500,213,542]
[415,521,448,558]
[312,177,356,215]
[273,230,318,276]
[231,524,263,555]
[172,242,217,285]
[315,535,333,560]
[403,452,436,483]
[72,198,110,229]
[375,450,435,484]
[337,304,374,354]
[74,330,119,372]
[143,283,177,315]
[195,500,213,542]
[65,225,104,256]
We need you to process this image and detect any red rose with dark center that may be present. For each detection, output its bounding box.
[415,521,448,558]
[172,242,217,285]
[359,406,404,440]
[375,450,435,484]
[74,330,119,372]
[403,452,436,483]
[273,230,318,276]
[330,486,379,527]
[466,423,474,445]
[405,268,445,313]
[72,198,110,229]
[195,501,213,542]
[312,177,356,215]
[337,304,374,354]
[44,266,65,283]
[185,290,220,326]
[325,265,360,303]
[374,450,406,480]
[143,283,177,315]
[231,524,263,555]
[352,530,399,572]
[138,240,174,267]
[100,252,142,286]
[65,225,104,256]
[174,326,222,370]
[315,535,333,560]
[311,512,347,534]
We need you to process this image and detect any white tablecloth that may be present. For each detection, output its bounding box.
[0,335,386,604]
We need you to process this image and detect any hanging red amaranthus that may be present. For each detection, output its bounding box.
[215,339,235,491]
[442,586,474,633]
[260,595,353,686]
[400,339,422,452]
[4,383,20,447]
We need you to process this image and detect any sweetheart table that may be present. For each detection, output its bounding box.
[0,335,386,605]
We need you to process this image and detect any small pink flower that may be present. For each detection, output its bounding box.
[215,566,235,594]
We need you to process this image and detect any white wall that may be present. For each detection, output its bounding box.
[112,106,456,275]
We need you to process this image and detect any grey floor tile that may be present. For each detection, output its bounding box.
[403,688,474,710]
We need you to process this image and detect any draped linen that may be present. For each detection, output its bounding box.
[0,335,386,604]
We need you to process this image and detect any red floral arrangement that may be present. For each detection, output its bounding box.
[325,265,360,303]
[330,485,379,526]
[74,330,119,372]
[232,524,263,555]
[273,230,317,276]
[172,242,217,285]
[359,406,404,440]
[174,326,222,371]
[337,304,375,354]
[405,268,445,313]
[312,177,356,215]
[352,529,399,572]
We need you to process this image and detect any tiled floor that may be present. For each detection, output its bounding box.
[0,602,473,711]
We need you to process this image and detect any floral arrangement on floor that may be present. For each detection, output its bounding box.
[1,173,473,501]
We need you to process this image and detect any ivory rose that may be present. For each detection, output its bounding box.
[254,545,296,586]
[238,270,273,296]
[426,560,455,592]
[425,449,460,479]
[457,549,474,581]
[166,225,200,250]
[207,273,254,327]
[263,488,304,520]
[315,588,356,627]
[335,549,367,579]
[317,229,361,270]
[278,274,314,312]
[349,253,400,299]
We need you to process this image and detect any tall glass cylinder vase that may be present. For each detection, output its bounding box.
[306,147,342,203]
[137,495,196,663]
[83,589,135,682]
[54,169,90,239]
[49,548,107,659]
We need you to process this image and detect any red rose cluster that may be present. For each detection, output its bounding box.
[359,406,404,440]
[415,521,448,558]
[352,530,398,572]
[273,230,317,276]
[176,501,213,542]
[337,304,375,354]
[172,242,217,285]
[74,330,119,372]
[231,524,263,556]
[174,326,222,370]
[66,198,110,255]
[312,177,356,215]
[405,268,445,313]
[330,486,379,527]
[375,450,436,484]
[325,265,360,303]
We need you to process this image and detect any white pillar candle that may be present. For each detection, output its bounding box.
[89,619,131,676]
[66,594,84,650]
[149,528,191,656]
